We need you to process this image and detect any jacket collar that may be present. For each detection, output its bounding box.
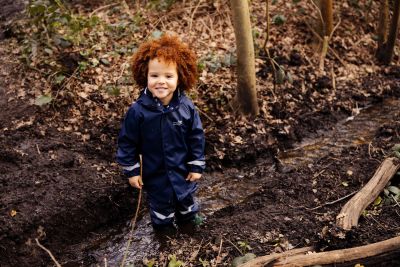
[137,87,182,111]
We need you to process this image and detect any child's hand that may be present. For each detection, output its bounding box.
[186,172,202,182]
[128,175,143,189]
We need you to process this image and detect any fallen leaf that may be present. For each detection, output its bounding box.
[10,210,17,217]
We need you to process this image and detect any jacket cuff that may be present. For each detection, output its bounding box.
[123,168,141,178]
[188,165,205,174]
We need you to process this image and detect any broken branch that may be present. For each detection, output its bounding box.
[336,157,400,230]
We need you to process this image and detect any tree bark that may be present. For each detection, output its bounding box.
[272,236,400,266]
[336,157,400,230]
[230,0,259,116]
[238,247,314,267]
[377,0,400,64]
[320,0,333,37]
[377,0,389,49]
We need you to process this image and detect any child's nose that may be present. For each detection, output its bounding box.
[157,78,166,84]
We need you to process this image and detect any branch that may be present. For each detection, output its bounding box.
[35,238,62,267]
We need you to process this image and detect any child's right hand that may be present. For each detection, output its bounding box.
[128,175,143,189]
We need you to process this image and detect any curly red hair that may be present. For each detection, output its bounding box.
[131,34,198,91]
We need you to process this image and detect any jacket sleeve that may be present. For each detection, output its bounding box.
[186,106,206,173]
[116,106,141,178]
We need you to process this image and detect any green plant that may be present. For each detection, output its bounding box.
[168,254,183,267]
[144,258,155,267]
[34,94,53,106]
[237,241,252,254]
[199,258,209,267]
[272,14,286,25]
[28,0,100,47]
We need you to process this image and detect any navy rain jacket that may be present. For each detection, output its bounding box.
[116,89,205,201]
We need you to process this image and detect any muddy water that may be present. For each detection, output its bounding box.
[82,98,400,266]
[279,98,400,167]
[84,167,268,266]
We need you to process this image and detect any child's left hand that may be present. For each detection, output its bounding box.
[186,172,202,182]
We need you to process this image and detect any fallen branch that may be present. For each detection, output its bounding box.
[238,247,314,267]
[273,236,400,266]
[35,238,62,267]
[336,157,400,230]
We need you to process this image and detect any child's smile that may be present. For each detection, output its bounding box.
[147,58,178,105]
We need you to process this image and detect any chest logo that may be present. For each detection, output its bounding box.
[173,120,183,126]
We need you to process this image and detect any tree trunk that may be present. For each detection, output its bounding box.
[336,157,400,230]
[377,0,400,64]
[319,0,333,37]
[230,0,259,116]
[377,0,389,49]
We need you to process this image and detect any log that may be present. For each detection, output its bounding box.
[238,247,314,267]
[336,157,400,230]
[273,236,400,266]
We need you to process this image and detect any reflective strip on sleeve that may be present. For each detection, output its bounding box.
[122,162,140,171]
[187,160,205,166]
[153,211,175,220]
[179,204,195,215]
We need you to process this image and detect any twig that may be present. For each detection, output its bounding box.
[309,0,325,35]
[104,257,108,267]
[53,67,79,106]
[329,17,341,40]
[35,238,62,267]
[306,191,357,211]
[313,162,333,178]
[197,107,213,122]
[391,195,400,208]
[396,209,400,218]
[188,0,203,41]
[214,236,223,266]
[262,0,277,100]
[330,67,336,91]
[304,22,347,67]
[368,142,373,158]
[365,213,386,230]
[227,238,243,255]
[90,3,120,17]
[36,144,41,155]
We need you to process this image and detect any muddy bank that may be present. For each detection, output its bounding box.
[163,122,400,266]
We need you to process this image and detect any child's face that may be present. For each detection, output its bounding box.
[147,58,178,105]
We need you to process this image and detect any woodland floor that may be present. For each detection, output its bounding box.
[1,0,400,266]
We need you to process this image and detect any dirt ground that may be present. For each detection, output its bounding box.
[1,0,400,266]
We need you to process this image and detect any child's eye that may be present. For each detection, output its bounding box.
[167,75,173,79]
[150,74,158,78]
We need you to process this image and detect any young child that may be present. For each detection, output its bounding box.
[116,34,205,236]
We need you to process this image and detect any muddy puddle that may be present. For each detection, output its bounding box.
[70,98,400,266]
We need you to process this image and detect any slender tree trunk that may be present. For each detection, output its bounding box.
[320,0,333,36]
[377,0,400,64]
[377,0,389,48]
[230,0,259,116]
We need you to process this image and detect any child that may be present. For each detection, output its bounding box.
[116,34,205,236]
